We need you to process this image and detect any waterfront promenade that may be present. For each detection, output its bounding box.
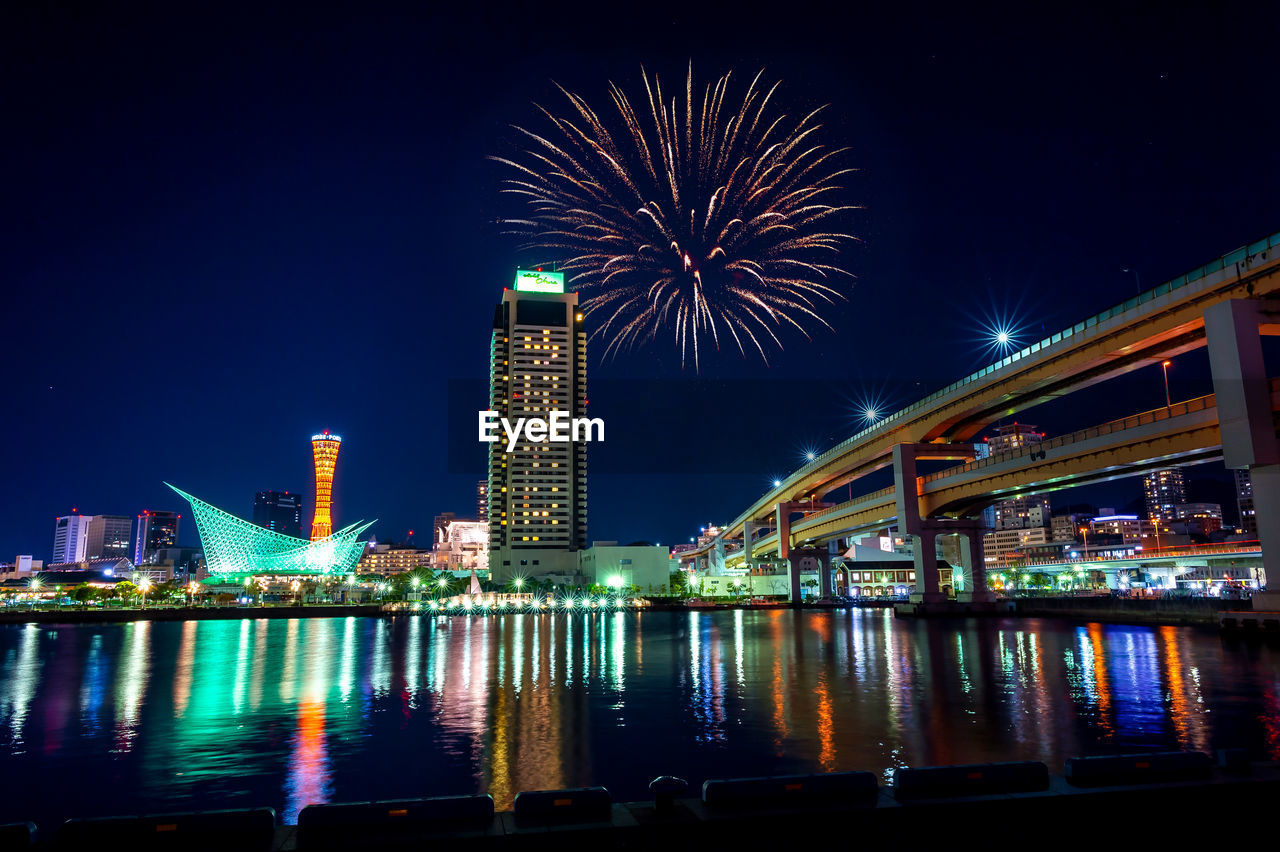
[0,594,1259,627]
[0,603,385,626]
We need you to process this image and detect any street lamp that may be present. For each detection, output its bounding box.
[139,577,153,609]
[1161,360,1172,409]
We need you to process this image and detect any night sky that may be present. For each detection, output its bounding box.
[4,2,1279,561]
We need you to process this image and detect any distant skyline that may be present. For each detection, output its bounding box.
[3,3,1278,558]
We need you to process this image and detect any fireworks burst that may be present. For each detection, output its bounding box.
[493,66,859,368]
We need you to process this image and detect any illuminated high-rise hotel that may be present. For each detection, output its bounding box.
[1143,468,1186,522]
[310,431,342,540]
[488,269,588,582]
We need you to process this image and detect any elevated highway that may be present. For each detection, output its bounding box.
[683,230,1280,607]
[698,231,1280,548]
[706,382,1276,566]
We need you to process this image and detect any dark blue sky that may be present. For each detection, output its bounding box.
[4,2,1279,560]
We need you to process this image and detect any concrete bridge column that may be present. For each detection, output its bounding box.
[786,547,832,603]
[788,554,802,602]
[957,528,994,603]
[775,504,792,559]
[1205,299,1280,603]
[743,521,760,575]
[712,537,726,574]
[907,533,942,603]
[894,444,944,603]
[1252,467,1280,590]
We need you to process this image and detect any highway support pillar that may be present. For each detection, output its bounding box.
[895,444,944,604]
[787,547,831,603]
[743,520,759,578]
[1205,299,1280,605]
[955,524,994,603]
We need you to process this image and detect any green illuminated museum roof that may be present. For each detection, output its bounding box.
[166,483,374,579]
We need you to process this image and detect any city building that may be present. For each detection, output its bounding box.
[1088,514,1155,544]
[983,526,1053,569]
[168,484,371,579]
[85,514,132,560]
[1172,502,1224,537]
[253,490,304,538]
[133,510,179,565]
[1018,540,1073,563]
[38,557,135,583]
[432,512,457,544]
[579,542,670,592]
[980,424,1051,530]
[476,479,489,522]
[433,519,490,576]
[0,556,40,578]
[310,432,342,540]
[1143,468,1187,521]
[1051,513,1087,543]
[994,497,1052,531]
[487,269,588,582]
[51,513,92,563]
[1236,469,1256,536]
[152,546,206,581]
[357,542,433,575]
[696,525,723,548]
[985,422,1046,453]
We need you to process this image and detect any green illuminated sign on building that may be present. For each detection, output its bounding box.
[514,269,565,293]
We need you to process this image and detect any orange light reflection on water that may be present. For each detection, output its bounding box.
[1087,623,1114,739]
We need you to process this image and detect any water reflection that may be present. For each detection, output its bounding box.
[113,622,149,753]
[2,625,41,753]
[1,612,1279,828]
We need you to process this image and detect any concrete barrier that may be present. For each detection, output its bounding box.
[1065,751,1213,786]
[297,795,494,848]
[57,807,276,850]
[513,787,612,825]
[702,771,878,809]
[894,761,1050,799]
[0,822,35,848]
[34,752,1279,848]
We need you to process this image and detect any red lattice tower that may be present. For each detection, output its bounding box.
[310,431,342,540]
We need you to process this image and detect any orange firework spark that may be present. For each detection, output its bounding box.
[493,65,859,369]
